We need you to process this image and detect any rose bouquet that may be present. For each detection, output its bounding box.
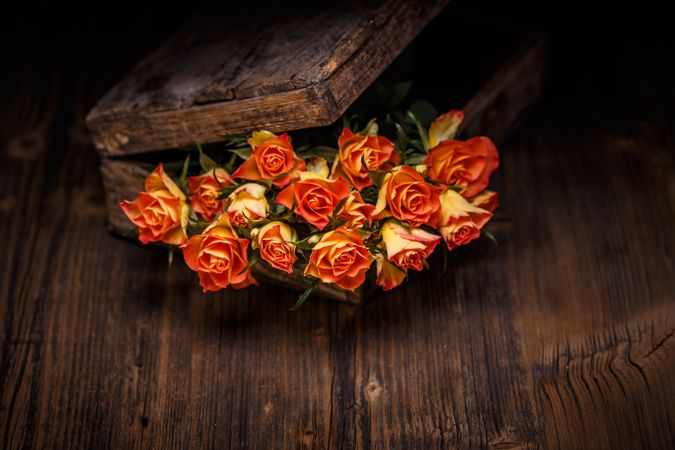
[120,108,499,306]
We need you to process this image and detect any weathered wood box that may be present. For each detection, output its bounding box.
[87,1,546,303]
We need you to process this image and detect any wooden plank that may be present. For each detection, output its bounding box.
[2,5,675,449]
[99,25,547,302]
[85,0,449,157]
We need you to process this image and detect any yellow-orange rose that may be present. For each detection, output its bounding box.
[424,136,499,198]
[182,215,257,292]
[437,189,492,250]
[189,168,231,221]
[375,254,407,291]
[276,172,351,230]
[380,221,440,271]
[119,163,189,245]
[337,191,376,229]
[428,110,464,148]
[374,165,440,227]
[471,190,498,213]
[226,183,269,227]
[331,128,398,189]
[251,221,297,274]
[230,132,305,188]
[304,226,373,290]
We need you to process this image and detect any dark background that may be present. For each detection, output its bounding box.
[1,1,673,449]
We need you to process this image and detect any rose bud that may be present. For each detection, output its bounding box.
[380,220,441,271]
[275,172,350,230]
[424,136,499,199]
[331,128,398,190]
[374,165,440,227]
[188,168,231,221]
[306,156,330,178]
[437,189,493,250]
[120,163,189,245]
[304,226,374,290]
[182,215,257,292]
[375,253,407,291]
[230,132,305,188]
[251,221,297,274]
[226,183,269,227]
[428,110,464,148]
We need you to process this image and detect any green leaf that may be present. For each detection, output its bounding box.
[408,138,426,153]
[483,230,498,246]
[230,147,253,160]
[196,142,218,172]
[405,153,426,165]
[395,122,409,152]
[387,81,412,109]
[212,168,225,187]
[359,118,379,136]
[408,99,438,127]
[168,247,174,267]
[180,155,191,192]
[332,195,350,219]
[217,185,238,199]
[222,135,248,147]
[360,185,378,204]
[368,169,387,186]
[407,111,430,152]
[293,241,317,251]
[291,279,319,310]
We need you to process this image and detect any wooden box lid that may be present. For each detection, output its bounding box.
[86,0,448,157]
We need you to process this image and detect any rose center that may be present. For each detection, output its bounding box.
[145,203,167,226]
[400,250,422,269]
[333,251,355,272]
[363,148,379,170]
[265,242,288,261]
[262,147,287,174]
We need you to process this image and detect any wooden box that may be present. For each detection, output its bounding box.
[87,2,546,303]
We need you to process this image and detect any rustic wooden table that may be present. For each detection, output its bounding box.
[1,3,673,449]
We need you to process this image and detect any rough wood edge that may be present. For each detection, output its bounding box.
[86,0,449,157]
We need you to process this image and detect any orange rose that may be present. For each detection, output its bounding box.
[276,172,351,230]
[374,165,440,227]
[375,254,407,291]
[331,128,398,189]
[230,132,305,188]
[182,215,257,292]
[226,183,269,227]
[251,221,296,274]
[380,221,440,271]
[188,168,231,221]
[304,226,373,290]
[437,189,492,250]
[120,163,189,245]
[337,191,376,229]
[471,190,498,213]
[424,136,499,199]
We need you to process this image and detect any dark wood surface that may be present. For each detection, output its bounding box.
[1,2,674,449]
[86,0,448,156]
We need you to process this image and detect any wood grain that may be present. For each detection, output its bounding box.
[2,3,674,449]
[86,0,449,157]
